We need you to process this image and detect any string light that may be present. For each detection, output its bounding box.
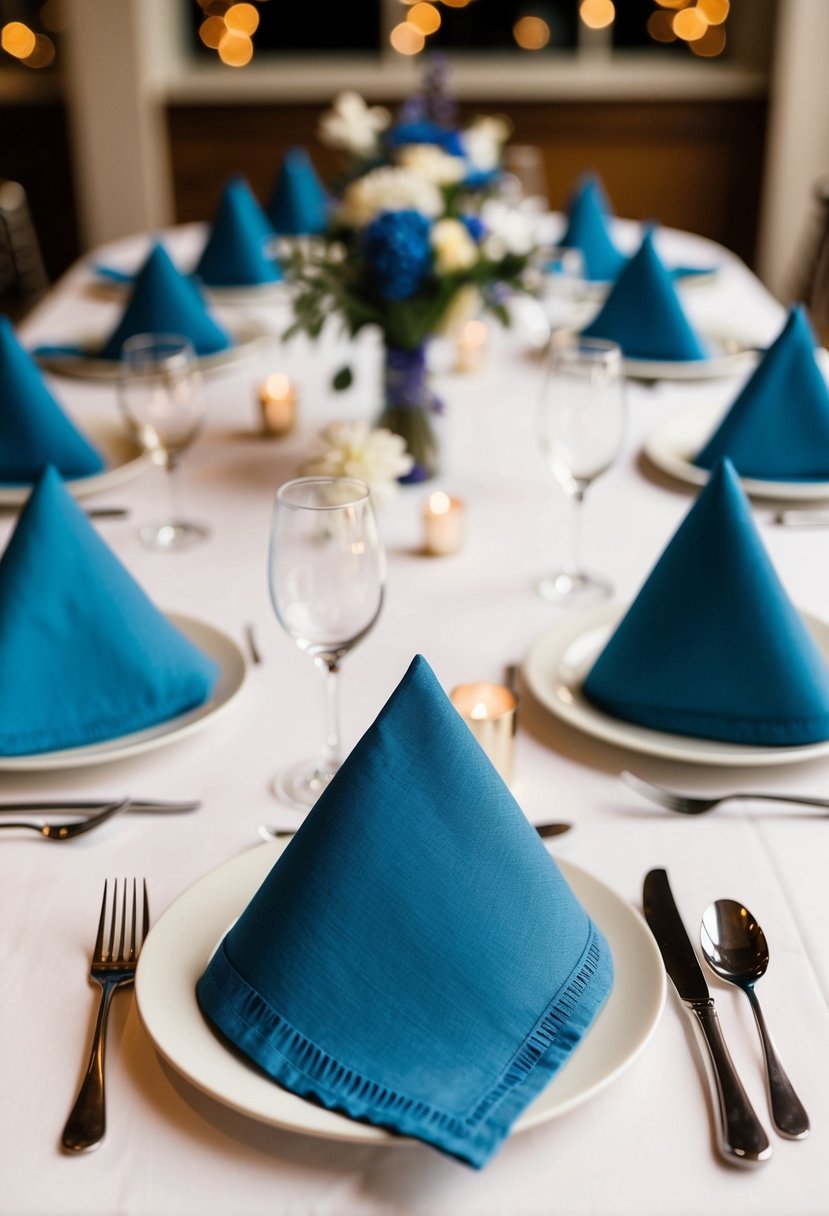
[390,22,425,54]
[199,16,226,48]
[646,9,677,41]
[697,0,729,23]
[224,3,259,35]
[218,28,253,65]
[1,22,36,59]
[672,6,708,40]
[513,16,551,50]
[580,0,615,30]
[690,21,726,55]
[408,2,441,35]
[23,32,55,68]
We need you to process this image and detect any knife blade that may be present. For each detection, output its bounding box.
[0,799,200,814]
[643,868,771,1167]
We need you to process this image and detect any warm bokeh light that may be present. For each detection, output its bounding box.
[580,0,615,30]
[199,16,226,48]
[673,6,708,40]
[697,0,729,23]
[408,2,441,35]
[218,29,253,65]
[655,0,689,9]
[441,0,474,7]
[647,9,677,41]
[225,3,259,35]
[202,0,231,14]
[390,21,425,54]
[690,21,726,55]
[428,491,452,516]
[1,21,36,59]
[513,15,551,50]
[23,33,55,68]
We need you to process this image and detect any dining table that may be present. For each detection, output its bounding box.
[5,220,829,1216]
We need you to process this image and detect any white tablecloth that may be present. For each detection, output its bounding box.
[5,227,829,1216]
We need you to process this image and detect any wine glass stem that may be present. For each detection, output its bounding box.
[317,657,341,777]
[565,485,587,577]
[166,457,182,525]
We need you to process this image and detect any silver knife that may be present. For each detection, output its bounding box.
[643,868,772,1167]
[0,799,200,814]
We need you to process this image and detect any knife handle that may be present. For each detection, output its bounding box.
[689,1001,772,1167]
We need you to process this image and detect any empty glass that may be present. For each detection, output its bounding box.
[118,333,208,551]
[268,477,385,809]
[536,336,625,605]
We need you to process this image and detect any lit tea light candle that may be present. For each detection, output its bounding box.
[258,373,297,437]
[422,491,465,556]
[454,319,489,374]
[450,681,518,784]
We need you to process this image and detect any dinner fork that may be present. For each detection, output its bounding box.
[0,798,130,840]
[61,878,149,1153]
[621,770,829,816]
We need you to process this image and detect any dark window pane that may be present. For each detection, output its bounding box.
[188,0,382,55]
[429,1,577,52]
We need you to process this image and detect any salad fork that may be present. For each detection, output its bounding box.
[62,879,149,1152]
[621,771,829,816]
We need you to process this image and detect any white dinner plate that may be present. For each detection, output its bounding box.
[135,841,666,1147]
[621,332,759,382]
[33,319,267,381]
[0,416,149,506]
[644,401,829,502]
[0,612,246,771]
[523,604,829,767]
[91,268,291,310]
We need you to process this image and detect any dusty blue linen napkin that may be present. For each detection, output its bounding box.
[197,655,613,1168]
[194,176,283,288]
[583,459,829,744]
[0,317,104,482]
[0,467,218,754]
[267,147,329,236]
[581,229,709,361]
[695,306,829,480]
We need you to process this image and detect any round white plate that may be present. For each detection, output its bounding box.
[33,319,267,381]
[0,416,149,506]
[644,401,829,502]
[622,332,759,382]
[524,604,829,767]
[0,612,246,771]
[91,270,290,310]
[135,841,665,1146]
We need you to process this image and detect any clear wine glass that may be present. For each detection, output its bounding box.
[536,336,625,605]
[118,333,209,551]
[268,476,385,809]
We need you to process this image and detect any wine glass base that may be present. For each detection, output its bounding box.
[537,570,612,607]
[138,521,211,552]
[272,758,339,810]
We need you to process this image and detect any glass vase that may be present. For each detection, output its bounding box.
[376,342,443,484]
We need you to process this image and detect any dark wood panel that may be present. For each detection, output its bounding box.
[167,97,768,266]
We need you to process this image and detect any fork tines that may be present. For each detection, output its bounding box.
[94,878,149,965]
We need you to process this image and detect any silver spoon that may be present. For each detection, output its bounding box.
[700,899,809,1139]
[257,819,572,843]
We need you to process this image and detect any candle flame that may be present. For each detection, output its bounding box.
[428,491,452,516]
[470,701,489,720]
[264,372,292,399]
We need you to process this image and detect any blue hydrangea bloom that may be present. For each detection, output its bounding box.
[363,210,433,301]
[461,214,485,243]
[386,122,466,158]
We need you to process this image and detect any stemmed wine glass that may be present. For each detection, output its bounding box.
[536,335,626,605]
[268,476,385,809]
[117,333,209,551]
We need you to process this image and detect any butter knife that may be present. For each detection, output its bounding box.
[643,868,772,1167]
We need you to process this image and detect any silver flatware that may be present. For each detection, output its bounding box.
[622,770,829,816]
[701,899,809,1140]
[257,819,572,843]
[244,623,263,666]
[62,879,149,1152]
[0,798,129,841]
[773,509,829,528]
[643,868,771,1167]
[0,797,200,814]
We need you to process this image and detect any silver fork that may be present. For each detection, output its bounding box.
[0,798,130,841]
[61,878,150,1153]
[621,771,829,816]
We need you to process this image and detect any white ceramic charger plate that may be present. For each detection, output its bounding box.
[644,401,829,502]
[0,416,149,506]
[135,841,666,1147]
[621,332,759,382]
[523,604,829,767]
[0,612,246,771]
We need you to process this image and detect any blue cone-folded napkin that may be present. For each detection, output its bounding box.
[197,655,613,1168]
[583,459,829,745]
[560,175,626,283]
[695,306,829,480]
[267,147,329,236]
[0,317,104,482]
[582,229,709,361]
[98,243,232,360]
[195,176,283,288]
[0,467,218,754]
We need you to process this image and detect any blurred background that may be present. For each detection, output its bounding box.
[1,0,827,307]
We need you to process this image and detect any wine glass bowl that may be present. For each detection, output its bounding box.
[536,336,625,605]
[269,477,385,809]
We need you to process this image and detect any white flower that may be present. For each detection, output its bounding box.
[317,91,391,159]
[337,167,443,229]
[479,198,536,258]
[431,218,478,272]
[395,143,467,186]
[463,115,512,174]
[300,421,414,507]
